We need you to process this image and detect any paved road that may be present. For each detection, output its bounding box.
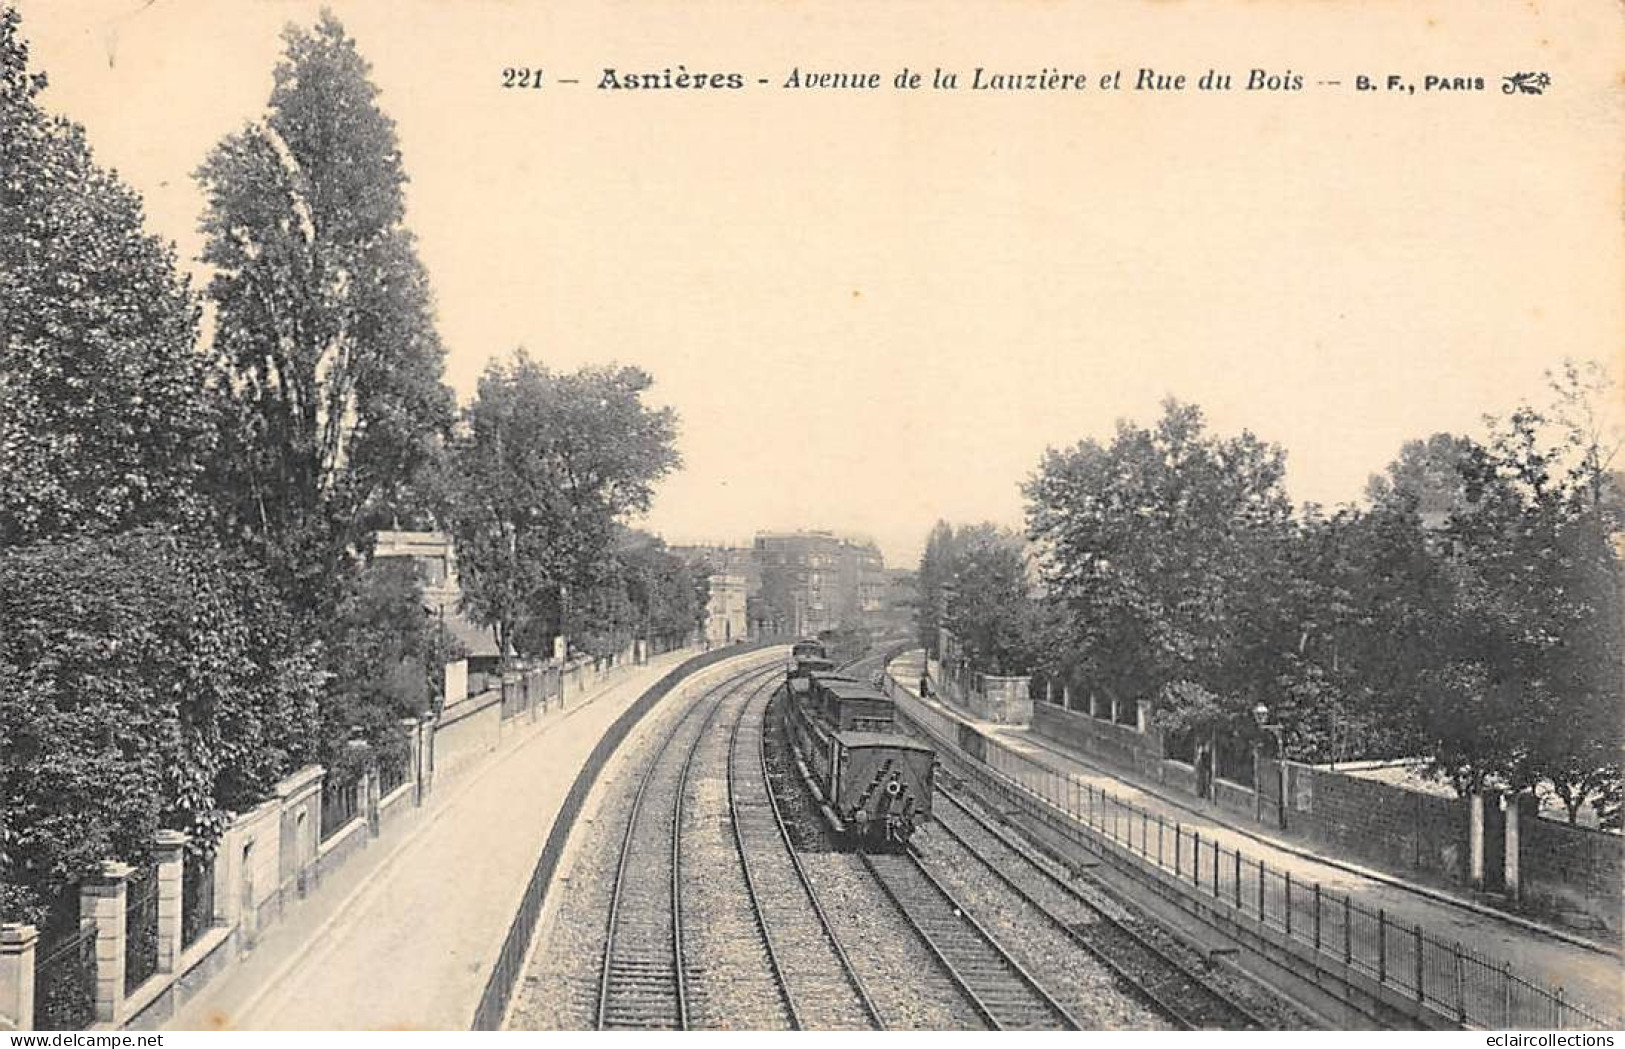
[888,650,1624,1026]
[168,646,780,1031]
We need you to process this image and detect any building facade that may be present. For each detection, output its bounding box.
[672,545,758,644]
[371,529,500,669]
[703,572,749,643]
[752,531,887,636]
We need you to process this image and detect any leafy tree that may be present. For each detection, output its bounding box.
[322,558,440,768]
[1282,501,1452,764]
[571,530,706,657]
[0,529,322,925]
[752,567,795,636]
[1364,432,1480,516]
[915,520,961,653]
[0,6,214,546]
[0,11,325,929]
[939,524,1039,676]
[1433,364,1625,806]
[194,11,453,616]
[618,532,706,647]
[443,351,680,662]
[1025,399,1294,757]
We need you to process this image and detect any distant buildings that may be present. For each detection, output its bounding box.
[752,531,888,636]
[673,532,892,638]
[671,544,758,644]
[703,573,749,643]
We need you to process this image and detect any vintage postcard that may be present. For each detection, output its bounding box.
[1,0,1620,1039]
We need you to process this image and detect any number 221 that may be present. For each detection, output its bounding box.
[502,68,543,89]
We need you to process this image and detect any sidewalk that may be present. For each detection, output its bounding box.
[167,646,765,1031]
[888,650,1624,1024]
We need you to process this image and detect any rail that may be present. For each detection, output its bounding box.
[888,676,1619,1031]
[469,638,783,1030]
[933,784,1268,1029]
[596,664,772,1029]
[726,680,802,1028]
[860,848,1079,1030]
[732,680,884,1029]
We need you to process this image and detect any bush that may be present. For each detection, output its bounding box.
[0,528,322,924]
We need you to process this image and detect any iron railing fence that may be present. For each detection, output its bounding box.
[320,774,362,841]
[890,682,1618,1031]
[32,918,96,1031]
[500,673,525,720]
[181,852,215,948]
[123,864,160,995]
[378,751,410,796]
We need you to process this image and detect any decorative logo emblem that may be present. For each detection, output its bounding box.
[1502,72,1551,95]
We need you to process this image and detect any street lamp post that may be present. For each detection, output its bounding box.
[1253,702,1289,830]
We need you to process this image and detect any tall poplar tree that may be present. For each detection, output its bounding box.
[195,12,453,615]
[0,8,323,948]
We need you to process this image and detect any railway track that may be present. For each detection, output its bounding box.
[860,848,1080,1030]
[932,784,1270,1030]
[595,660,784,1030]
[728,682,884,1030]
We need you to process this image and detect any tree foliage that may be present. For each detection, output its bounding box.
[321,558,441,768]
[194,11,453,615]
[914,522,1040,675]
[1011,371,1621,813]
[915,520,960,653]
[570,530,707,657]
[443,351,680,661]
[1426,365,1625,805]
[0,7,214,546]
[1025,399,1294,741]
[1364,432,1480,516]
[0,529,323,924]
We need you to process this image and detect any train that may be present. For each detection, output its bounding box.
[781,638,935,848]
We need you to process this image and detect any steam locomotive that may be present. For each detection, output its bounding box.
[782,638,935,847]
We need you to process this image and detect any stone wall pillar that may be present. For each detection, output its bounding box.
[420,712,438,801]
[211,823,240,931]
[1136,699,1152,734]
[399,717,424,807]
[365,765,381,836]
[501,672,520,719]
[1061,684,1072,710]
[0,924,38,1031]
[1469,792,1486,888]
[1503,793,1522,900]
[1110,696,1121,724]
[1089,691,1103,718]
[1253,746,1264,824]
[81,861,133,1024]
[348,740,379,838]
[152,830,188,974]
[443,659,468,707]
[276,765,325,898]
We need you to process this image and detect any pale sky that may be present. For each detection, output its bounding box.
[14,0,1623,566]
